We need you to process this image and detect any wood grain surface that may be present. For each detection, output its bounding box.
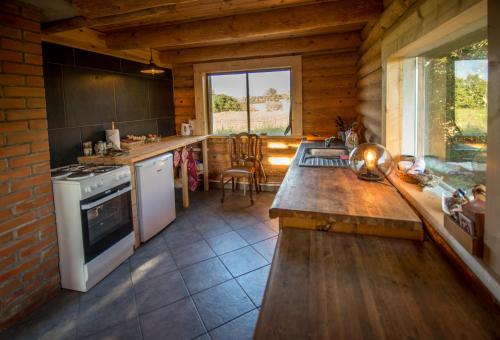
[269,141,422,229]
[255,229,500,339]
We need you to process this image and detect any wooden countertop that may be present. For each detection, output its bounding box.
[78,135,208,165]
[254,229,500,339]
[269,141,421,229]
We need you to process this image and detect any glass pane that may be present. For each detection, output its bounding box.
[248,70,291,135]
[208,73,248,135]
[423,37,487,191]
[86,193,131,246]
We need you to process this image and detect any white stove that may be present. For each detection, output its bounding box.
[51,164,134,292]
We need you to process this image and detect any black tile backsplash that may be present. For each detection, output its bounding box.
[43,42,175,168]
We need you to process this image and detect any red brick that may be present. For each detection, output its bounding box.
[24,53,42,65]
[34,182,51,195]
[21,7,40,22]
[10,151,50,168]
[0,2,19,15]
[20,233,56,258]
[28,119,47,129]
[0,189,31,207]
[0,49,23,62]
[0,254,16,270]
[32,161,50,175]
[0,158,7,171]
[26,76,43,88]
[22,31,40,43]
[0,144,30,158]
[0,98,25,109]
[7,131,47,145]
[17,215,54,237]
[0,111,5,121]
[0,231,14,245]
[31,140,49,153]
[14,193,52,215]
[0,120,28,132]
[36,203,53,218]
[0,166,31,182]
[0,208,13,221]
[3,62,42,75]
[12,173,51,191]
[0,26,21,39]
[4,86,45,97]
[6,108,45,120]
[0,257,39,282]
[0,279,21,301]
[0,74,24,85]
[0,14,40,33]
[0,212,36,235]
[0,183,10,195]
[1,38,41,54]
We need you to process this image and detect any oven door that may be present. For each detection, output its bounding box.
[80,182,133,263]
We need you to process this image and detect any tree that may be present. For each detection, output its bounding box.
[265,88,277,96]
[212,94,244,112]
[455,74,487,109]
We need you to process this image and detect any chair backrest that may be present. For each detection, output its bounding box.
[228,132,261,167]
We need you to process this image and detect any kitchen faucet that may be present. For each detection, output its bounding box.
[324,136,336,148]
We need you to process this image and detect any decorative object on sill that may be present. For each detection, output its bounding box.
[444,214,483,257]
[140,49,165,75]
[395,155,419,184]
[94,140,106,155]
[83,141,93,156]
[345,121,359,150]
[415,172,442,189]
[335,116,346,141]
[348,143,394,182]
[181,123,192,136]
[105,121,121,150]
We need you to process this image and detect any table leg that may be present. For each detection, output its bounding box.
[202,139,209,191]
[181,158,189,208]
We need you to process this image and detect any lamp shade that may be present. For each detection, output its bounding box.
[348,143,394,181]
[140,62,165,75]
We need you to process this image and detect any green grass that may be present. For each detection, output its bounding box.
[455,107,487,135]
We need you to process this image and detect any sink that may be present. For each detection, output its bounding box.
[299,147,349,168]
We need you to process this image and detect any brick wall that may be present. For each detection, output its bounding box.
[0,0,60,329]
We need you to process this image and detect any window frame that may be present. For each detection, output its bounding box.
[193,56,302,137]
[207,68,292,136]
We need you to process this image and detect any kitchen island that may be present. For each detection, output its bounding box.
[79,135,209,247]
[269,141,423,240]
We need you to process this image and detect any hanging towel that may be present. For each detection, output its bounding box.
[173,149,181,168]
[187,148,198,191]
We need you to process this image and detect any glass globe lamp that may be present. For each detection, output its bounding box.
[348,143,394,182]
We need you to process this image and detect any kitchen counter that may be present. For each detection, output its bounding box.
[79,135,209,248]
[254,229,500,339]
[269,141,423,240]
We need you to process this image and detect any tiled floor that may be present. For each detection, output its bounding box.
[3,190,279,340]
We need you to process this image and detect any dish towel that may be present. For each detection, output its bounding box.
[187,148,198,191]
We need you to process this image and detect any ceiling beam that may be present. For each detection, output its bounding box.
[105,0,382,50]
[42,28,170,68]
[160,32,361,64]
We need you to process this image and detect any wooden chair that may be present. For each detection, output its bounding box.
[220,133,262,205]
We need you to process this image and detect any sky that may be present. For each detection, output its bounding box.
[209,70,291,98]
[455,59,488,80]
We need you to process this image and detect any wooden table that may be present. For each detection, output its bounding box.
[254,229,500,339]
[270,141,423,240]
[78,135,209,247]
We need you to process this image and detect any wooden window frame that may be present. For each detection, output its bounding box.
[193,56,303,137]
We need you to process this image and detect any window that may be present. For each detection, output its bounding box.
[207,69,291,136]
[402,32,488,192]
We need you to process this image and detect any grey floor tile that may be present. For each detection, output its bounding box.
[236,223,277,245]
[193,215,233,239]
[134,270,189,315]
[140,298,205,340]
[192,334,211,340]
[77,291,137,338]
[262,218,279,232]
[236,266,270,307]
[163,227,203,249]
[219,246,268,277]
[209,309,259,340]
[161,215,193,235]
[251,236,278,262]
[130,248,177,285]
[206,231,248,255]
[80,317,142,340]
[80,261,132,305]
[171,240,216,268]
[222,212,260,230]
[180,257,232,294]
[192,280,254,331]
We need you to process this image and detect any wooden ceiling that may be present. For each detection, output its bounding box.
[41,0,383,66]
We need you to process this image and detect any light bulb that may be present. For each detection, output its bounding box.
[364,149,377,170]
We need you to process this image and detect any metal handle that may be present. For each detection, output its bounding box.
[81,186,131,210]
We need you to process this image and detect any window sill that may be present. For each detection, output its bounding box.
[208,135,302,139]
[388,173,500,301]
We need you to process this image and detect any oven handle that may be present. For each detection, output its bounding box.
[81,186,131,210]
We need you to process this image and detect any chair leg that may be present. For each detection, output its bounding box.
[220,174,225,203]
[232,178,235,192]
[254,172,259,194]
[249,175,254,205]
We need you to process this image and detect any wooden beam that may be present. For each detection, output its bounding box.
[105,1,382,50]
[42,28,171,68]
[160,32,361,64]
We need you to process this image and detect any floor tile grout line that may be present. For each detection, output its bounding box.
[206,307,260,336]
[127,259,145,340]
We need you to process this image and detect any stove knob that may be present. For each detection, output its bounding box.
[84,186,92,193]
[91,183,98,189]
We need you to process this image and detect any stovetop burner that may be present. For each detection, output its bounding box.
[51,164,123,180]
[66,171,95,180]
